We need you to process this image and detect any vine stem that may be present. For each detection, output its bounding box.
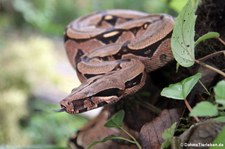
[218,37,225,46]
[198,50,225,61]
[135,95,161,114]
[119,126,142,149]
[184,99,200,122]
[195,60,225,78]
[87,136,136,149]
[109,136,136,144]
[198,80,210,95]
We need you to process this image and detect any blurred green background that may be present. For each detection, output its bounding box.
[0,0,187,148]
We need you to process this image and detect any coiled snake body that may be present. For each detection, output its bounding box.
[60,10,174,114]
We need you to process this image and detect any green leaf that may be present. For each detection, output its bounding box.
[214,80,225,105]
[195,32,220,46]
[190,101,218,117]
[171,0,198,67]
[169,0,189,13]
[104,110,125,128]
[210,126,225,149]
[87,135,134,149]
[161,122,177,149]
[161,73,201,100]
[214,116,225,122]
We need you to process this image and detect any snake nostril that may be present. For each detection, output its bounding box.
[60,99,68,108]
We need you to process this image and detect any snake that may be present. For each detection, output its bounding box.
[60,9,174,114]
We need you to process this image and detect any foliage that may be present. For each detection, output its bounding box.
[88,110,142,149]
[214,80,225,105]
[11,0,77,35]
[162,0,225,147]
[161,122,177,149]
[0,0,182,36]
[165,0,225,117]
[169,0,188,12]
[0,36,86,146]
[171,0,198,67]
[195,32,220,46]
[0,36,57,145]
[190,80,225,117]
[171,0,221,68]
[104,110,125,128]
[161,73,201,100]
[24,99,88,146]
[210,126,225,149]
[190,101,218,117]
[0,37,56,91]
[0,89,29,145]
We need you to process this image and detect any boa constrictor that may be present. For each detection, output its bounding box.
[60,9,174,114]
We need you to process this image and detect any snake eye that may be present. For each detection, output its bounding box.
[143,22,149,29]
[125,73,143,88]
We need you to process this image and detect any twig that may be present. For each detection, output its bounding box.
[198,50,225,61]
[217,37,225,46]
[195,60,225,78]
[119,127,142,149]
[135,95,161,114]
[184,99,200,122]
[198,80,210,95]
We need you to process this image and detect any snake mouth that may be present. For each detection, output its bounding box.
[60,105,67,111]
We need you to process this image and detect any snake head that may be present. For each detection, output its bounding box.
[59,74,125,114]
[60,59,146,114]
